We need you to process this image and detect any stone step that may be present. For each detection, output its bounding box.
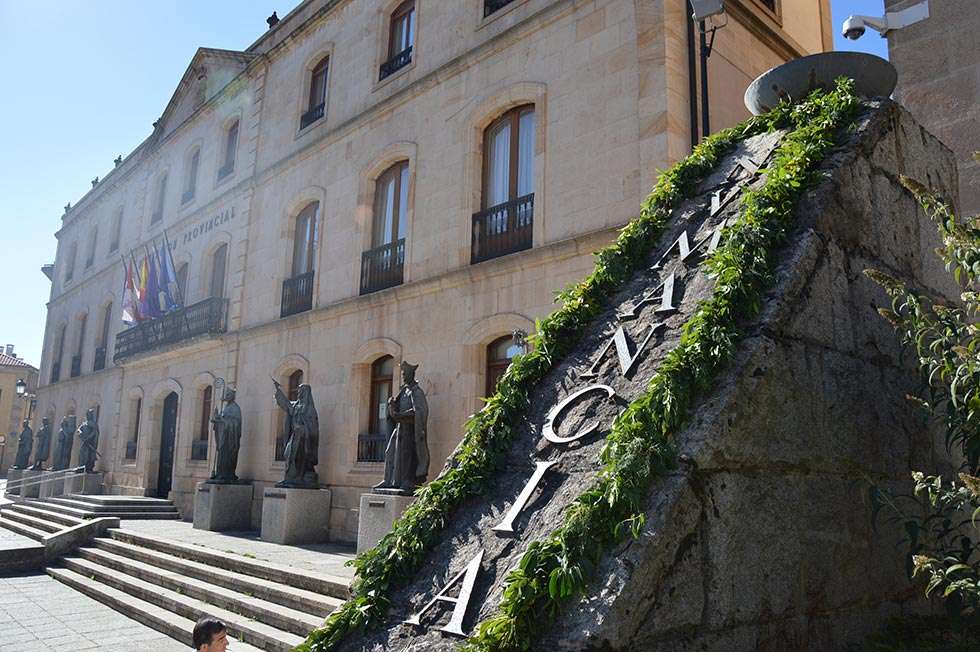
[67,494,175,507]
[31,499,180,520]
[55,558,304,651]
[92,536,341,617]
[0,515,48,542]
[44,496,180,513]
[0,508,64,533]
[108,529,349,599]
[46,567,264,652]
[71,548,323,636]
[4,502,87,527]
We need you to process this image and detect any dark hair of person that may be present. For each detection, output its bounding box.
[192,617,226,649]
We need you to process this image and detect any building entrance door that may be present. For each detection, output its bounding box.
[156,392,178,498]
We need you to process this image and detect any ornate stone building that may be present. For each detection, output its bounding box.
[0,347,38,476]
[35,0,829,542]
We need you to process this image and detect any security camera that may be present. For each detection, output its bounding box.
[689,0,725,23]
[842,15,866,40]
[841,1,929,40]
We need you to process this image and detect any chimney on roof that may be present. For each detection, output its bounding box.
[267,11,279,28]
[5,345,14,357]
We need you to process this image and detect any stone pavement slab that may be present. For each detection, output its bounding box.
[120,519,356,580]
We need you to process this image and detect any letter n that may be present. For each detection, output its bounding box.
[405,549,485,636]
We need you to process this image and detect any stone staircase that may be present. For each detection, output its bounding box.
[29,494,182,520]
[47,529,348,651]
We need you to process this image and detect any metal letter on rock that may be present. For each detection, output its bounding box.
[542,384,617,445]
[405,549,485,637]
[492,460,558,534]
[580,322,665,379]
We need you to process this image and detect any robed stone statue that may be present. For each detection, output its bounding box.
[29,417,52,471]
[209,388,242,484]
[12,419,33,470]
[76,409,100,473]
[273,380,319,488]
[53,416,74,471]
[375,361,429,494]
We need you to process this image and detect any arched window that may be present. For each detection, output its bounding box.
[175,263,189,305]
[152,173,168,223]
[52,324,67,383]
[218,120,239,180]
[486,335,523,396]
[64,242,78,283]
[183,147,200,203]
[71,314,87,378]
[85,226,98,268]
[358,356,394,462]
[276,369,303,460]
[472,105,536,263]
[301,57,330,129]
[380,1,415,80]
[291,202,319,277]
[95,302,111,371]
[209,244,227,299]
[109,208,123,253]
[193,385,212,460]
[373,161,410,247]
[126,397,141,460]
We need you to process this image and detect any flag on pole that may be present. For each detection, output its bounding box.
[144,245,163,319]
[136,252,150,319]
[157,237,180,311]
[121,258,139,325]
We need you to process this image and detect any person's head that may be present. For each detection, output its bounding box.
[192,617,227,652]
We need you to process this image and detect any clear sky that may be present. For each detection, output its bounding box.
[0,0,885,369]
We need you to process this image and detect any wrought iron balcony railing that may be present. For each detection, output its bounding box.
[70,355,82,378]
[300,102,325,130]
[360,238,405,295]
[50,361,61,384]
[125,440,138,460]
[281,270,315,318]
[484,0,516,18]
[379,46,412,81]
[93,346,107,372]
[357,432,387,463]
[191,439,209,461]
[113,297,229,363]
[471,193,534,264]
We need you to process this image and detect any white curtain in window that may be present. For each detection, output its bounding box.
[518,110,535,197]
[398,165,410,240]
[487,122,510,208]
[379,176,396,245]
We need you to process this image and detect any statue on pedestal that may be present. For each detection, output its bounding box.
[209,387,242,483]
[273,380,319,488]
[29,417,52,471]
[374,361,429,495]
[12,419,33,470]
[52,416,74,470]
[76,409,100,473]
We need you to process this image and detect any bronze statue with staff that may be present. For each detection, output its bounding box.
[209,377,243,484]
[273,376,319,488]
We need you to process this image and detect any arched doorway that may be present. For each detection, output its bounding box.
[156,392,179,498]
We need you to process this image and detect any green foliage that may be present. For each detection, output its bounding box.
[295,79,859,652]
[465,77,860,652]
[866,156,980,626]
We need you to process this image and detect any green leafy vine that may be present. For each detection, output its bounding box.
[296,78,859,652]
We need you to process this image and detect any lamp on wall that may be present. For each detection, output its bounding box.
[15,378,36,424]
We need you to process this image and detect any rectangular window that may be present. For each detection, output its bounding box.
[210,244,227,299]
[64,242,77,283]
[152,174,168,223]
[184,149,200,203]
[109,210,122,253]
[218,122,239,179]
[85,227,98,268]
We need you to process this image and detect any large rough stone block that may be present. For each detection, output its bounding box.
[21,470,43,498]
[260,487,331,545]
[64,472,103,495]
[38,473,65,498]
[193,482,253,532]
[357,492,415,553]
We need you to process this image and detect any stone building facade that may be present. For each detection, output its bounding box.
[886,0,980,217]
[0,348,38,476]
[36,0,829,542]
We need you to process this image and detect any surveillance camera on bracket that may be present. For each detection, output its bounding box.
[842,0,929,40]
[689,0,725,23]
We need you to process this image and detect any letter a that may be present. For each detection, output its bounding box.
[405,549,485,636]
[542,384,616,445]
[492,460,557,534]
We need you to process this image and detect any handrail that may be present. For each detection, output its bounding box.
[4,466,88,496]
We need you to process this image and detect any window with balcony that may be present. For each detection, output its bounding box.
[71,313,87,378]
[281,201,318,318]
[176,263,189,304]
[64,242,77,283]
[486,334,523,396]
[85,227,98,269]
[126,398,141,460]
[472,105,535,264]
[183,147,200,204]
[151,173,168,224]
[192,385,212,461]
[361,161,409,294]
[301,57,330,129]
[276,370,303,461]
[358,356,393,462]
[217,120,239,181]
[210,244,227,300]
[380,1,415,81]
[94,302,111,372]
[109,208,122,253]
[51,324,67,383]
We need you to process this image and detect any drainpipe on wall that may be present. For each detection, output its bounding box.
[699,20,711,139]
[687,8,700,149]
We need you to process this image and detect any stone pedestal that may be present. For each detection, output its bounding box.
[260,487,331,545]
[194,482,253,532]
[357,492,415,553]
[38,473,65,498]
[64,472,103,495]
[21,470,43,498]
[6,469,23,496]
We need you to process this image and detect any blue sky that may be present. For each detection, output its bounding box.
[0,0,884,368]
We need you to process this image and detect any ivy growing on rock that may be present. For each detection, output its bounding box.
[295,78,860,652]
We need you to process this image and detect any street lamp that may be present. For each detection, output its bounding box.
[15,378,36,424]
